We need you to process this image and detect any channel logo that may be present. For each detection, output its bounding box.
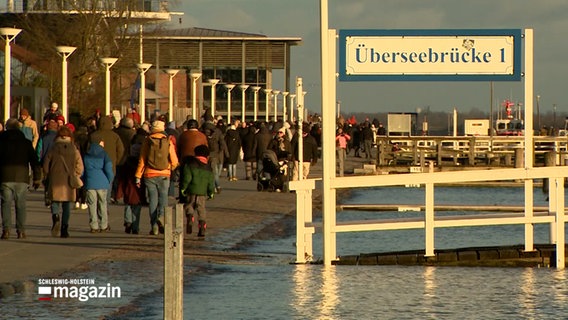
[37,286,52,301]
[37,278,121,302]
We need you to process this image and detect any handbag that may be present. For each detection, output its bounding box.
[59,154,83,189]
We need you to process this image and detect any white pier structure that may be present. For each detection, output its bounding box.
[290,1,566,269]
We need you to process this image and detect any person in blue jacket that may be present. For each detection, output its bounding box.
[82,137,114,233]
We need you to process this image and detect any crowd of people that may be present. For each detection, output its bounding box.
[0,103,323,240]
[335,118,385,176]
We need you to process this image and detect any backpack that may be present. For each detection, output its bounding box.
[146,136,170,170]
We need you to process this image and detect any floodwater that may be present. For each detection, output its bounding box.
[2,186,568,319]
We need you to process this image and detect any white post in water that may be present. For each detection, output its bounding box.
[523,29,536,254]
[320,0,338,266]
[164,204,184,318]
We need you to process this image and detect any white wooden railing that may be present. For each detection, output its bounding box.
[290,166,568,268]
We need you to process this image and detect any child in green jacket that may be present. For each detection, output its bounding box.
[179,144,215,237]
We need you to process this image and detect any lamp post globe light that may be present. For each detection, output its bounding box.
[239,84,249,122]
[272,90,280,122]
[100,57,118,117]
[281,91,289,122]
[208,79,220,118]
[263,88,272,122]
[225,84,236,123]
[165,69,180,122]
[136,63,152,124]
[190,72,202,120]
[56,45,77,123]
[251,86,261,121]
[289,94,297,122]
[0,27,21,121]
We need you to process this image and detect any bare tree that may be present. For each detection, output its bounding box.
[11,0,164,120]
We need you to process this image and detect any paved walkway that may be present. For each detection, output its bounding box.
[0,154,370,298]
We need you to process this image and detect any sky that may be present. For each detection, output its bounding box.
[166,0,568,116]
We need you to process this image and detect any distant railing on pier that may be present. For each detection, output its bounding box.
[376,136,568,167]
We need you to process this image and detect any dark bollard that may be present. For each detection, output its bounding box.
[543,151,556,193]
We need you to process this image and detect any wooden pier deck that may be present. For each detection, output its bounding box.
[334,244,568,268]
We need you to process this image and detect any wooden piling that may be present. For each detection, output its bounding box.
[164,204,185,319]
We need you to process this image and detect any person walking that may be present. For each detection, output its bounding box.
[253,122,272,178]
[0,119,42,239]
[82,138,114,233]
[203,122,228,192]
[177,119,208,159]
[42,125,84,238]
[117,128,148,234]
[90,115,125,202]
[361,121,374,159]
[18,108,39,149]
[241,122,257,180]
[179,144,215,237]
[335,127,351,177]
[224,122,242,181]
[135,120,178,235]
[291,124,319,181]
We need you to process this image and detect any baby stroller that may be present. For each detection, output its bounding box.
[257,150,288,192]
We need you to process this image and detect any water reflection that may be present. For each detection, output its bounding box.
[291,265,339,320]
[519,268,536,319]
[552,269,568,304]
[319,266,339,319]
[421,266,437,317]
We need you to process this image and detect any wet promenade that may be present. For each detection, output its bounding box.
[0,158,368,299]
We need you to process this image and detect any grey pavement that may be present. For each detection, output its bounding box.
[0,153,368,299]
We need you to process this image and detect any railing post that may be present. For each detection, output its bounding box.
[291,179,315,263]
[468,137,475,166]
[554,177,565,269]
[425,182,435,257]
[164,204,184,319]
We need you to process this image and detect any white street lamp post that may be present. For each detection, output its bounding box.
[0,27,21,121]
[251,86,261,121]
[289,94,297,122]
[263,89,272,122]
[239,84,249,123]
[56,46,77,123]
[272,90,280,122]
[165,69,180,122]
[136,63,152,124]
[225,84,236,123]
[100,57,118,117]
[281,91,289,122]
[208,79,220,118]
[302,91,308,121]
[190,72,202,120]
